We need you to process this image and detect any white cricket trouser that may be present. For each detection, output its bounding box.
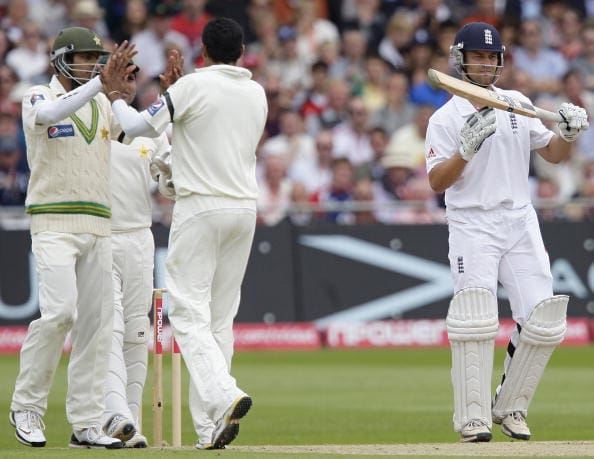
[447,205,553,324]
[103,228,154,429]
[11,231,114,430]
[165,205,256,445]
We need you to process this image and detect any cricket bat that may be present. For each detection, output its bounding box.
[427,68,563,122]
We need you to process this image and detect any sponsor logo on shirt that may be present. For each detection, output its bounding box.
[30,94,45,105]
[47,124,75,138]
[427,147,436,158]
[147,99,165,116]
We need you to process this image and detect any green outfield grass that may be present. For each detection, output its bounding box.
[0,346,592,458]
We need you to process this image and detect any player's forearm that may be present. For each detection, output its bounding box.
[111,99,160,138]
[537,135,572,164]
[428,154,467,193]
[35,76,102,125]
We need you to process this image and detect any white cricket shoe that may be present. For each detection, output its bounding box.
[460,419,492,443]
[10,410,46,447]
[104,414,135,442]
[69,424,123,449]
[195,442,216,450]
[211,395,252,449]
[125,431,148,448]
[498,411,531,440]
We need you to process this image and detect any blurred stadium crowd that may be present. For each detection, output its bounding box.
[0,0,593,227]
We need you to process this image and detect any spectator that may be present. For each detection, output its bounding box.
[294,60,330,136]
[310,157,356,224]
[287,181,312,225]
[131,3,192,83]
[69,0,110,40]
[570,20,594,92]
[290,128,334,194]
[385,104,435,169]
[329,27,367,89]
[378,11,415,70]
[332,96,373,166]
[5,20,49,85]
[0,133,27,206]
[342,0,386,50]
[294,0,340,65]
[369,70,416,135]
[316,78,351,131]
[360,53,390,113]
[267,25,311,92]
[410,52,451,109]
[0,64,21,116]
[170,0,211,67]
[110,0,150,43]
[1,0,29,44]
[260,109,316,177]
[557,7,583,61]
[257,155,293,226]
[356,126,389,182]
[512,18,568,96]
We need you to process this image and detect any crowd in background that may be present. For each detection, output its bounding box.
[0,0,594,225]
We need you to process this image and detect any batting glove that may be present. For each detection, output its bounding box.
[149,150,172,182]
[558,102,589,143]
[459,107,497,161]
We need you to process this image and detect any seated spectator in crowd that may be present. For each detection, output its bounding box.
[169,0,211,67]
[5,20,49,84]
[294,60,330,136]
[310,157,355,224]
[571,20,594,92]
[378,11,415,70]
[385,104,435,169]
[290,128,333,194]
[0,65,21,116]
[356,126,389,182]
[329,27,367,88]
[332,97,373,166]
[131,3,192,84]
[352,178,379,225]
[575,160,594,221]
[0,133,28,206]
[534,176,563,222]
[257,155,294,226]
[369,70,416,136]
[294,0,340,65]
[259,108,316,179]
[267,25,312,92]
[288,181,313,226]
[316,78,351,132]
[512,18,568,96]
[556,7,583,61]
[410,52,450,108]
[68,0,110,40]
[360,53,391,113]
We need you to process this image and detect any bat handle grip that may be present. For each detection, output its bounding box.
[535,107,564,123]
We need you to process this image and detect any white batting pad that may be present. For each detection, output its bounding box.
[446,288,499,431]
[492,295,568,420]
[124,316,150,426]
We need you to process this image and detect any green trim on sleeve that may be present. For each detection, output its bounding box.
[26,201,111,218]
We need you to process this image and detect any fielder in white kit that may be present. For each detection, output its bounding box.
[9,27,135,449]
[103,18,268,449]
[100,58,174,448]
[425,22,589,442]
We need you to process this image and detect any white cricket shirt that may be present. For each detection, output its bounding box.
[425,90,554,211]
[141,65,268,201]
[110,133,170,232]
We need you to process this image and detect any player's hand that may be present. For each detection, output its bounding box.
[558,102,589,142]
[101,41,138,101]
[149,151,172,182]
[459,107,497,161]
[159,49,184,92]
[157,174,176,200]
